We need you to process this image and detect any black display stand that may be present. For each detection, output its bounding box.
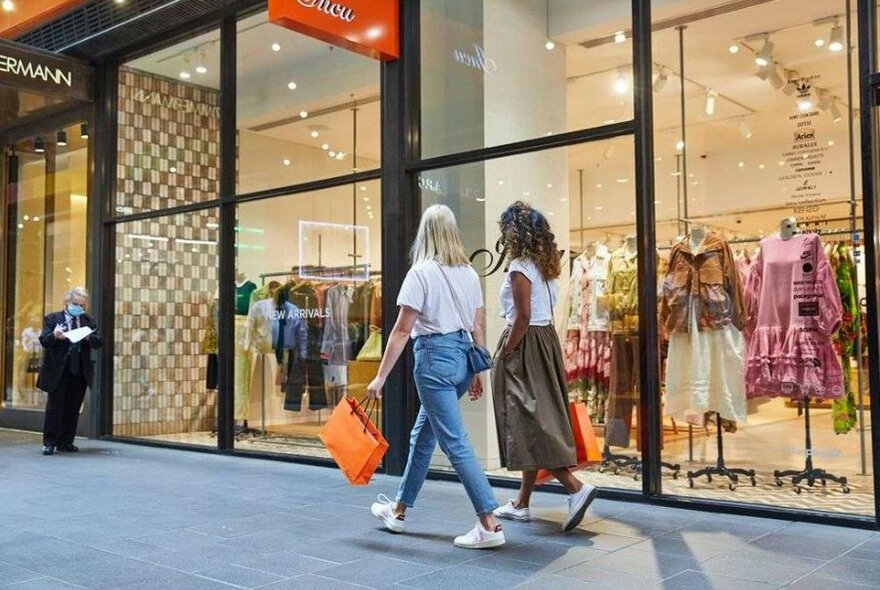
[599,446,681,481]
[687,412,756,491]
[774,398,850,494]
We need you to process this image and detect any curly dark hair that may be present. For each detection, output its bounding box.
[498,201,561,280]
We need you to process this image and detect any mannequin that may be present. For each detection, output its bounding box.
[689,224,707,251]
[624,234,637,257]
[780,217,798,240]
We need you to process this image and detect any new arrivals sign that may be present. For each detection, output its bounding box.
[268,0,399,61]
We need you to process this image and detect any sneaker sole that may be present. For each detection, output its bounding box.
[454,536,506,549]
[494,512,531,522]
[562,486,598,533]
[371,505,404,534]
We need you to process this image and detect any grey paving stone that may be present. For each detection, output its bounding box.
[511,575,616,590]
[35,554,171,590]
[1,578,85,590]
[701,554,827,586]
[572,546,702,581]
[0,564,42,587]
[319,555,437,588]
[263,574,370,589]
[83,537,167,559]
[395,564,526,590]
[0,537,113,573]
[643,570,781,590]
[748,531,864,561]
[778,522,877,544]
[786,573,876,589]
[539,530,642,551]
[135,529,225,551]
[809,556,880,587]
[139,541,262,573]
[114,570,244,590]
[554,564,657,589]
[479,538,605,571]
[232,551,337,577]
[847,535,880,561]
[628,536,732,562]
[375,538,490,568]
[195,563,286,588]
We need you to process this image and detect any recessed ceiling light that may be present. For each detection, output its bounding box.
[2,0,14,10]
[614,30,626,43]
[613,70,628,95]
[335,152,345,160]
[616,178,629,183]
[287,81,297,90]
[23,215,29,221]
[321,144,329,151]
[328,151,337,158]
[196,65,208,74]
[559,198,568,202]
[596,184,603,189]
[759,164,765,169]
[310,130,320,138]
[738,161,745,168]
[545,40,556,51]
[282,158,291,166]
[546,183,553,188]
[815,37,826,48]
[33,216,40,222]
[594,206,605,211]
[179,71,191,80]
[299,111,309,118]
[728,42,739,54]
[363,196,370,202]
[676,140,685,150]
[828,140,835,146]
[170,166,177,173]
[360,186,367,191]
[271,42,281,52]
[498,180,505,186]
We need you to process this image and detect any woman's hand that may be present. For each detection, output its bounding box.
[469,374,484,401]
[367,376,386,400]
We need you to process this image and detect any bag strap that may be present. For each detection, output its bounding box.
[434,262,475,342]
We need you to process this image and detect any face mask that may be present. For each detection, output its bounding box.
[67,304,85,317]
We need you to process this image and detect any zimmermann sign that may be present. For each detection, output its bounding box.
[0,39,93,102]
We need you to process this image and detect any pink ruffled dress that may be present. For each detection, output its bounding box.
[744,234,844,400]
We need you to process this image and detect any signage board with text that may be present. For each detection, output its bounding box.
[0,39,93,102]
[268,0,399,61]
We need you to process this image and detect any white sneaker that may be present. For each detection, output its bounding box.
[453,521,506,549]
[371,494,405,534]
[493,500,531,522]
[562,483,598,532]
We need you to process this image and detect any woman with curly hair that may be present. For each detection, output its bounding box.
[492,201,597,532]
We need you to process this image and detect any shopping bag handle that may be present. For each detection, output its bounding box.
[351,396,379,433]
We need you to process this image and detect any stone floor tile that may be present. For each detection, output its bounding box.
[318,555,437,588]
[701,554,826,586]
[395,564,526,590]
[510,575,616,590]
[539,530,642,551]
[0,564,42,587]
[195,563,286,588]
[643,570,780,590]
[114,570,244,590]
[574,546,703,581]
[36,554,172,590]
[1,578,85,590]
[263,574,371,589]
[748,531,864,561]
[554,564,657,589]
[785,573,876,589]
[809,556,880,587]
[232,551,337,578]
[628,536,732,562]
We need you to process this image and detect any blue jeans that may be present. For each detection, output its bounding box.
[395,331,499,516]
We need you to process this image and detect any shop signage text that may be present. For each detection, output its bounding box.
[0,39,93,102]
[268,0,399,61]
[132,89,220,118]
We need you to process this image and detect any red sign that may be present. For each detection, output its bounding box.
[268,0,399,61]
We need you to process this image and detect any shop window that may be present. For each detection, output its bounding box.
[112,210,219,444]
[652,0,873,517]
[419,138,647,492]
[420,0,633,159]
[236,11,381,195]
[116,30,221,216]
[2,122,89,413]
[232,181,382,457]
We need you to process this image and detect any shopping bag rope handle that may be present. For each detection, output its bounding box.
[351,396,379,433]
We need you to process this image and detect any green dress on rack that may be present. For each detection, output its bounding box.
[831,243,859,435]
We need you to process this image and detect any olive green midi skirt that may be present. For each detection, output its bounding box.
[492,325,576,471]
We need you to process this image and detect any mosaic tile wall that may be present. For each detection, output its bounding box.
[113,68,220,437]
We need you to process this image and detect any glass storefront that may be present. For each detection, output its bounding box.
[8,0,877,527]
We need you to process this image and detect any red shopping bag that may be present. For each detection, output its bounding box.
[535,401,601,485]
[320,397,388,486]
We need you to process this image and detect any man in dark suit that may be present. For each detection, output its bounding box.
[37,287,102,455]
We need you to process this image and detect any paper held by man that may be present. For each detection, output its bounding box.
[64,326,94,344]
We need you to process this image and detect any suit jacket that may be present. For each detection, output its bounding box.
[36,311,102,393]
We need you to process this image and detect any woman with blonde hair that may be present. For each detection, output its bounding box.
[492,201,597,532]
[367,204,504,549]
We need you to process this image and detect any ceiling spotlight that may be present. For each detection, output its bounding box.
[705,89,717,115]
[755,66,771,81]
[817,90,833,111]
[676,140,685,151]
[194,49,207,74]
[335,152,345,160]
[545,39,555,51]
[328,151,337,158]
[830,101,843,123]
[739,121,753,139]
[614,30,626,44]
[798,90,814,112]
[299,111,308,118]
[271,42,281,52]
[310,130,320,138]
[653,68,668,93]
[728,42,739,54]
[179,71,191,80]
[114,0,125,4]
[768,67,785,90]
[196,65,208,74]
[815,37,826,48]
[321,143,329,151]
[755,36,774,67]
[34,137,45,153]
[287,81,297,90]
[282,158,291,166]
[829,21,844,52]
[80,123,89,139]
[56,130,68,146]
[613,70,628,95]
[1,0,14,11]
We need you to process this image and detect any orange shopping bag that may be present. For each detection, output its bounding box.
[320,397,389,486]
[535,401,601,485]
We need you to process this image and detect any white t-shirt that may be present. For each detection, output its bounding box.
[500,258,558,326]
[397,261,484,338]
